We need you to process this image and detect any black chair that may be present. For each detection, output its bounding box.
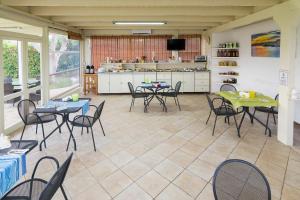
[1,153,73,200]
[128,82,149,112]
[69,101,106,151]
[161,81,182,111]
[213,159,271,200]
[206,95,240,137]
[253,94,279,135]
[220,84,237,92]
[17,99,61,148]
[29,89,41,104]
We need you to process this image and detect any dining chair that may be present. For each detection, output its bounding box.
[1,153,73,200]
[213,159,271,200]
[17,99,61,148]
[220,84,238,124]
[128,82,149,112]
[252,94,279,135]
[161,81,182,110]
[69,101,106,151]
[206,95,240,137]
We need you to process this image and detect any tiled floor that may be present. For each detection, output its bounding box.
[10,94,300,200]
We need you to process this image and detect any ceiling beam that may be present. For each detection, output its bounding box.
[51,16,235,23]
[1,0,281,7]
[65,22,220,27]
[79,26,210,30]
[30,7,253,17]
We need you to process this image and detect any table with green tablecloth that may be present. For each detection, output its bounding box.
[218,91,278,136]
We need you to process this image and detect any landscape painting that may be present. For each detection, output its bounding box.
[251,30,280,57]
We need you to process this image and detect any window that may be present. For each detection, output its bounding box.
[49,32,80,97]
[91,35,172,68]
[178,35,201,61]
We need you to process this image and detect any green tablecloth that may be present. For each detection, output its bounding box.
[218,91,278,109]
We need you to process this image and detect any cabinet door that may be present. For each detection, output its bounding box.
[195,72,210,92]
[133,72,145,88]
[171,72,184,90]
[98,73,110,93]
[121,73,133,93]
[109,73,121,93]
[144,72,156,82]
[157,72,171,84]
[183,72,195,92]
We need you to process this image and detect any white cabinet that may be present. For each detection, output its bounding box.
[183,72,195,92]
[133,72,145,88]
[110,73,133,93]
[98,73,110,93]
[195,72,210,92]
[144,72,156,82]
[157,72,171,84]
[171,72,184,90]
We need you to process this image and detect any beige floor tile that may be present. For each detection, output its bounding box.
[174,170,207,198]
[77,150,107,168]
[154,159,184,181]
[281,184,300,200]
[100,142,123,157]
[139,150,166,168]
[100,170,133,197]
[256,159,286,182]
[180,142,206,158]
[168,150,196,168]
[285,170,300,189]
[72,184,111,200]
[110,150,135,168]
[121,159,151,181]
[152,143,178,157]
[156,184,193,200]
[187,159,216,182]
[126,143,150,157]
[196,183,214,200]
[88,159,118,183]
[136,170,169,198]
[198,150,227,167]
[287,159,300,174]
[114,183,152,200]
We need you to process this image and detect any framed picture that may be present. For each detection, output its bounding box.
[251,30,280,57]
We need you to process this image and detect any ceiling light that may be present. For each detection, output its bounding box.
[113,21,166,25]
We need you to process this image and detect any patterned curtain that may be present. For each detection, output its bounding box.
[178,34,201,61]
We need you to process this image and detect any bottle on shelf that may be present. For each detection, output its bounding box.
[85,65,90,74]
[90,65,95,74]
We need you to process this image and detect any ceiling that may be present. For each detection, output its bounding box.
[0,18,42,36]
[0,0,287,33]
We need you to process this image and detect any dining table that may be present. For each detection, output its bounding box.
[0,140,38,198]
[218,91,278,136]
[140,82,170,112]
[33,99,90,151]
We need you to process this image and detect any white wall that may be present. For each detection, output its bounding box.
[211,19,280,97]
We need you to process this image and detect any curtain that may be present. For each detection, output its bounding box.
[91,35,172,68]
[178,34,201,61]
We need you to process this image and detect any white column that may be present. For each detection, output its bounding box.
[0,40,4,133]
[275,10,300,145]
[21,41,29,99]
[41,27,49,103]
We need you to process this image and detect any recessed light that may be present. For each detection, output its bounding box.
[113,21,166,25]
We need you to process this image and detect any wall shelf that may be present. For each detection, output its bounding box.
[212,47,239,50]
[212,57,240,59]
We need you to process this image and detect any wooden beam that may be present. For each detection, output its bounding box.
[30,7,253,17]
[1,0,281,7]
[65,22,220,27]
[77,26,210,30]
[51,16,235,23]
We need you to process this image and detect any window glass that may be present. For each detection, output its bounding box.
[49,33,80,97]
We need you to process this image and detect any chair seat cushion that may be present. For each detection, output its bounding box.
[255,107,278,114]
[26,114,56,125]
[215,107,236,116]
[3,179,47,200]
[72,116,95,127]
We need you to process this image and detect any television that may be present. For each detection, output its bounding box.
[167,39,185,51]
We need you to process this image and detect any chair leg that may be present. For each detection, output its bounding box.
[212,115,218,136]
[81,126,84,135]
[265,112,270,135]
[55,118,61,133]
[174,97,177,105]
[90,127,96,151]
[272,113,277,125]
[35,124,38,134]
[227,117,230,125]
[176,97,181,111]
[66,125,74,151]
[251,109,256,124]
[41,123,47,148]
[60,186,68,200]
[233,115,240,137]
[206,110,212,124]
[18,125,26,148]
[99,119,105,136]
[87,127,89,133]
[129,98,134,112]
